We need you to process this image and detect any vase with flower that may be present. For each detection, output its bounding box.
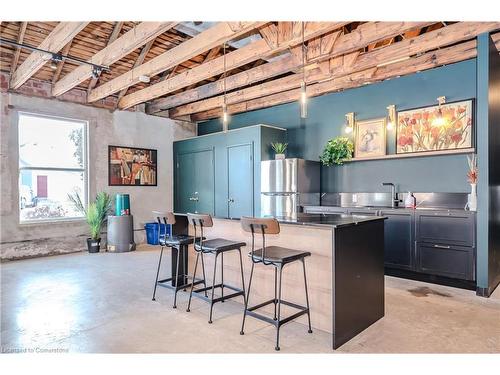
[466,154,477,211]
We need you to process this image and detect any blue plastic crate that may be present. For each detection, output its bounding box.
[144,222,171,245]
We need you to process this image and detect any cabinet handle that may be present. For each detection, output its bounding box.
[433,244,451,249]
[228,198,234,203]
[189,197,199,202]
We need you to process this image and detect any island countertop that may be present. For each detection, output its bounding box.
[174,212,386,228]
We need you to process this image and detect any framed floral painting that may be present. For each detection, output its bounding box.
[354,118,387,159]
[396,99,473,154]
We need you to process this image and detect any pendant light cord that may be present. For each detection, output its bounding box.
[302,21,306,85]
[223,42,227,107]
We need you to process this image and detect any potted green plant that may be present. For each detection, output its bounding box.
[68,191,112,253]
[320,136,354,166]
[271,142,288,160]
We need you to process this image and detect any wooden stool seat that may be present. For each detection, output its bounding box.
[250,246,311,265]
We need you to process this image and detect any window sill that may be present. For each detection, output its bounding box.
[19,217,86,226]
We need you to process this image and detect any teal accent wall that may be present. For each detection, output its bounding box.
[199,60,477,194]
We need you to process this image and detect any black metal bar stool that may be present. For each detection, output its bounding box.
[186,213,247,324]
[239,217,312,351]
[151,211,207,308]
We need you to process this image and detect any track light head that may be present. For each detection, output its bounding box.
[91,66,103,79]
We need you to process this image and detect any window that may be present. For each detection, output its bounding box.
[18,113,88,223]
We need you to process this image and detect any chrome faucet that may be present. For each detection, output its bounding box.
[382,182,398,208]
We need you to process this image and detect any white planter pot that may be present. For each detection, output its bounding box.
[275,154,286,160]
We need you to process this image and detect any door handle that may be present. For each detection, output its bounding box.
[433,244,451,249]
[189,197,199,201]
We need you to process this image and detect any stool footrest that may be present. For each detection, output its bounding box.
[246,298,309,328]
[157,277,205,292]
[191,283,244,304]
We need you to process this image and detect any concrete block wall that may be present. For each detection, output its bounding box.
[0,77,196,261]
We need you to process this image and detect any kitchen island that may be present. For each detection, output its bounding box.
[173,213,386,349]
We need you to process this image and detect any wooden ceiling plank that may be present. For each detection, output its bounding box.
[52,21,177,97]
[191,40,479,122]
[9,22,28,75]
[174,22,500,119]
[86,21,124,93]
[147,21,432,114]
[259,23,279,49]
[88,22,267,103]
[116,22,347,109]
[10,22,88,89]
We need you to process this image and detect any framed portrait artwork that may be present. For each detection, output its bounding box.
[354,118,387,159]
[396,99,473,154]
[108,146,157,186]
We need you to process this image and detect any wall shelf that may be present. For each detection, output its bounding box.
[347,148,475,162]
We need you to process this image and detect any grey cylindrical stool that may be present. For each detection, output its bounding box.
[107,215,136,252]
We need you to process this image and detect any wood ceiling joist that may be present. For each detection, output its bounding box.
[86,21,124,93]
[117,22,349,109]
[9,22,27,75]
[168,22,500,118]
[10,22,88,89]
[192,36,500,122]
[87,22,266,103]
[146,21,432,114]
[52,22,177,97]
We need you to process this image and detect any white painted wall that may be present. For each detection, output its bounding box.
[0,92,196,260]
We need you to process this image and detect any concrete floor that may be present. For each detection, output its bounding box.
[1,247,499,353]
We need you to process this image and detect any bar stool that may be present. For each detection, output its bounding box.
[186,213,247,324]
[151,211,207,308]
[239,217,312,351]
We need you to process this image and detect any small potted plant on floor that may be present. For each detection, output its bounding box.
[69,191,112,253]
[320,136,354,166]
[271,142,288,160]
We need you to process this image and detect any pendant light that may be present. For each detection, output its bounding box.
[222,42,229,132]
[300,21,308,119]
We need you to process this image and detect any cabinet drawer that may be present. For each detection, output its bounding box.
[415,211,475,247]
[416,242,475,281]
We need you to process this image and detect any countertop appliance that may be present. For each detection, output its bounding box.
[261,158,320,218]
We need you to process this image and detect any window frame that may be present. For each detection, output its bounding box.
[17,111,89,225]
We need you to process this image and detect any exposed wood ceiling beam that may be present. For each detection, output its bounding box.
[117,22,350,109]
[51,41,72,84]
[192,37,500,122]
[87,22,266,103]
[10,22,88,89]
[147,21,432,114]
[52,22,177,97]
[115,39,155,106]
[9,22,28,76]
[168,22,500,118]
[87,21,124,94]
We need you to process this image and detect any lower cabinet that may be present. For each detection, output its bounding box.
[416,242,475,281]
[380,210,413,271]
[349,207,476,281]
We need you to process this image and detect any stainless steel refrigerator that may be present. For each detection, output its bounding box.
[261,158,320,218]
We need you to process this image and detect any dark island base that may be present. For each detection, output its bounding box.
[333,220,385,349]
[385,267,476,291]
